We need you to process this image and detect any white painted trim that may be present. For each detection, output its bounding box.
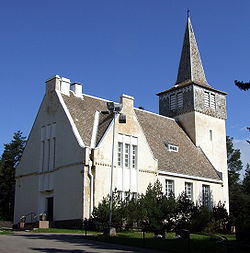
[158,170,223,184]
[96,115,117,148]
[56,91,85,148]
[90,111,100,148]
[120,94,134,100]
[83,93,116,103]
[46,75,60,83]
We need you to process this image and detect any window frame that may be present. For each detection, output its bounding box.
[166,179,175,197]
[185,182,193,201]
[202,184,210,207]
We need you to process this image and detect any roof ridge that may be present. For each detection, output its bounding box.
[83,93,114,103]
[134,107,176,121]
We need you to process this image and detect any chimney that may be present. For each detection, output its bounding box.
[71,82,83,97]
[45,75,71,96]
[120,94,134,110]
[60,77,71,96]
[46,75,61,94]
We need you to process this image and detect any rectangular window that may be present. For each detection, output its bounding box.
[166,180,174,197]
[117,191,123,201]
[41,141,45,172]
[210,94,215,109]
[204,92,209,108]
[131,192,137,200]
[209,130,213,141]
[47,139,51,171]
[53,137,56,169]
[202,185,210,207]
[132,145,137,169]
[170,94,176,110]
[168,144,179,152]
[125,144,130,168]
[177,92,183,108]
[185,182,193,201]
[124,191,130,199]
[204,91,216,109]
[117,142,123,167]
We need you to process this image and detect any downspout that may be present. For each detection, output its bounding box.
[84,147,94,218]
[88,161,94,216]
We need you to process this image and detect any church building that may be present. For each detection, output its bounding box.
[14,16,229,228]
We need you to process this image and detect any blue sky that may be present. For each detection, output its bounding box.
[0,0,249,172]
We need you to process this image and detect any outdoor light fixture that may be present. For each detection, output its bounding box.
[100,101,126,236]
[106,102,115,112]
[119,113,126,123]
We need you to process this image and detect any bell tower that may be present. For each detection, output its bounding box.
[157,16,229,209]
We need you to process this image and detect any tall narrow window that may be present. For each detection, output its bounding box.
[47,139,51,171]
[185,182,193,201]
[166,180,174,197]
[41,141,45,172]
[204,92,209,108]
[117,142,123,167]
[125,144,130,168]
[132,145,137,169]
[204,91,216,109]
[177,92,183,108]
[202,185,210,207]
[209,130,213,141]
[53,137,56,169]
[170,94,176,110]
[210,94,215,109]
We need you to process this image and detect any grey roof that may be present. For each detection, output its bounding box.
[61,93,109,147]
[135,109,221,180]
[61,92,221,180]
[176,17,210,88]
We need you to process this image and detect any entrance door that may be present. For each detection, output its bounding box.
[47,197,54,221]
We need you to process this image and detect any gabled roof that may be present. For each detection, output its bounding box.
[135,109,221,180]
[61,92,221,181]
[61,93,110,147]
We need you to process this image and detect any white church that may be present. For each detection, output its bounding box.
[14,16,229,228]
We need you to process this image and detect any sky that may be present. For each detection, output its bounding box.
[0,0,249,173]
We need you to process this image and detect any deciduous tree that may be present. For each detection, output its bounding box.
[0,131,26,220]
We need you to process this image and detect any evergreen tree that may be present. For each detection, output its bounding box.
[0,131,26,220]
[243,164,250,195]
[234,80,250,91]
[226,136,243,185]
[234,82,250,143]
[226,136,243,222]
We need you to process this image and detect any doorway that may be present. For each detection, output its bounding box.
[47,197,54,221]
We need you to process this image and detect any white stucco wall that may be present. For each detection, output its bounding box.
[158,174,225,206]
[93,95,157,207]
[14,78,85,224]
[176,111,229,211]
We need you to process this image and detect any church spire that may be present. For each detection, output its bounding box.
[176,16,210,87]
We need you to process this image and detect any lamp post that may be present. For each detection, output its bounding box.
[101,102,126,236]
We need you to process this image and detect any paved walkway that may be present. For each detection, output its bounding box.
[0,232,168,253]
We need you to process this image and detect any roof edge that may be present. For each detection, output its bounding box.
[158,170,223,184]
[157,82,227,96]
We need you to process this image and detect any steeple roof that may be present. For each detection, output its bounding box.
[176,16,210,87]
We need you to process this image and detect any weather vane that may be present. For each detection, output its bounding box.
[187,8,190,18]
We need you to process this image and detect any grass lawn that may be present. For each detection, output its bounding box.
[27,229,250,253]
[83,231,249,253]
[0,230,13,235]
[32,228,100,235]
